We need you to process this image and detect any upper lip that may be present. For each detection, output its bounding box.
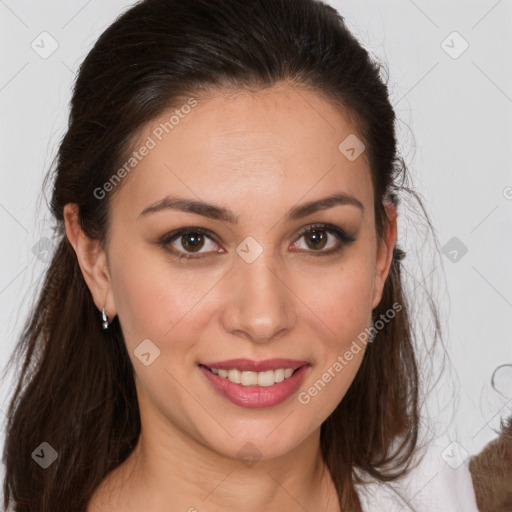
[200,358,309,372]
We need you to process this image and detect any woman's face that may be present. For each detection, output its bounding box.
[89,83,396,461]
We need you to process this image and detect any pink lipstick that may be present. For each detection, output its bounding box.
[198,358,310,408]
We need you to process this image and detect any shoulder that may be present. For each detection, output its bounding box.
[356,438,480,512]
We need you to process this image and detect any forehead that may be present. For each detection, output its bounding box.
[111,83,373,221]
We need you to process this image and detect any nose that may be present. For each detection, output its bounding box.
[220,251,297,344]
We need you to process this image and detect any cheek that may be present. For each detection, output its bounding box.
[109,243,226,349]
[294,262,373,410]
[295,258,374,339]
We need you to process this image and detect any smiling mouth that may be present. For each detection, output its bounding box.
[197,361,311,408]
[199,364,302,387]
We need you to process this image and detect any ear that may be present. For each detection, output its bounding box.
[371,202,398,310]
[63,203,117,321]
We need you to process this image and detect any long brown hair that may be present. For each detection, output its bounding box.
[1,0,445,510]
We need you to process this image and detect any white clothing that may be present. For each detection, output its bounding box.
[357,439,480,512]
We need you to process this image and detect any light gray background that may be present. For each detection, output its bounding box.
[1,0,511,491]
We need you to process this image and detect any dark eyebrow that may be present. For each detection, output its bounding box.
[138,192,364,223]
[287,193,364,220]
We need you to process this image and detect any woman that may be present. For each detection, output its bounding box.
[1,0,476,510]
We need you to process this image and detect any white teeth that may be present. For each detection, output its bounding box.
[257,370,275,387]
[227,369,241,384]
[209,367,298,386]
[274,368,284,383]
[241,371,258,386]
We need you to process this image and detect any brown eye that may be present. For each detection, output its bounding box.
[159,227,223,259]
[291,223,356,255]
[303,229,328,250]
[180,232,205,253]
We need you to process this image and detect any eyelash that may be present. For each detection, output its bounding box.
[158,223,356,261]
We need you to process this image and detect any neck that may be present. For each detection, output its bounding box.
[91,412,340,512]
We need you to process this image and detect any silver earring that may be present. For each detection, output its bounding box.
[101,307,110,330]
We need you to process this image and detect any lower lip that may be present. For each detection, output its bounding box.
[198,364,310,408]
